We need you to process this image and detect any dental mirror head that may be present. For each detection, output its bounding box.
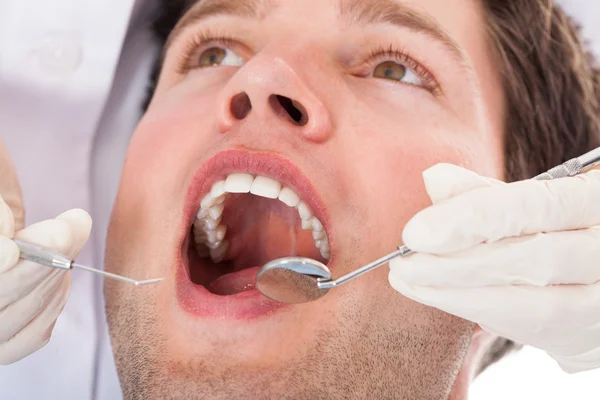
[256,257,332,303]
[256,245,414,304]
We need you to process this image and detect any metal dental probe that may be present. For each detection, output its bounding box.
[533,146,600,180]
[256,146,600,304]
[15,240,164,286]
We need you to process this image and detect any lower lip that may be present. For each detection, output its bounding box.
[176,265,287,319]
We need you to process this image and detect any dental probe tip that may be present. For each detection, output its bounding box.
[133,278,165,286]
[71,263,164,286]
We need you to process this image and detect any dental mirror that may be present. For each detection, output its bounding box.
[256,245,413,304]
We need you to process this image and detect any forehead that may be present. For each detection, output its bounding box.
[170,0,484,59]
[177,0,481,19]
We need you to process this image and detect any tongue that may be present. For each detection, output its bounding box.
[207,266,260,296]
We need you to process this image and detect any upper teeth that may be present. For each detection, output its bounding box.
[193,173,330,263]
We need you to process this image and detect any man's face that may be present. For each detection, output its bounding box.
[105,0,505,398]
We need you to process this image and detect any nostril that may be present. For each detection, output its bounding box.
[276,95,303,124]
[270,95,309,126]
[230,92,252,120]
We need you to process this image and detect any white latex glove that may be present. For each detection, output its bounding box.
[0,139,24,232]
[0,139,92,365]
[389,163,600,373]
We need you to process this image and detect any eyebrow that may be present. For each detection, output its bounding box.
[339,0,469,67]
[165,0,275,51]
[166,0,470,69]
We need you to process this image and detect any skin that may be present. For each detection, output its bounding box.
[104,0,505,398]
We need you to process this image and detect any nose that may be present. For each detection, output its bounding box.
[217,56,332,142]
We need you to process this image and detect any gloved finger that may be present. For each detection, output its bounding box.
[0,276,70,365]
[422,163,505,204]
[552,346,600,374]
[0,236,20,273]
[403,169,600,254]
[389,278,600,357]
[391,226,600,287]
[0,218,72,308]
[54,208,92,259]
[0,195,15,237]
[0,269,66,343]
[0,140,24,232]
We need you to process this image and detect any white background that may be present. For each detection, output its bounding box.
[471,1,600,398]
[470,347,600,399]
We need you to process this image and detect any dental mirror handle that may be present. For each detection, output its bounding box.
[15,240,164,286]
[534,146,600,180]
[317,245,413,290]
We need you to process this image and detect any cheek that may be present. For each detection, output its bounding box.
[126,81,225,196]
[118,125,185,236]
[113,87,224,257]
[338,98,502,247]
[343,74,503,179]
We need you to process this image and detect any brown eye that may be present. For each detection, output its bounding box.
[194,46,244,69]
[373,61,407,81]
[371,61,422,86]
[198,47,227,67]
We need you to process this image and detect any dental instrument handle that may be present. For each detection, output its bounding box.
[317,245,413,290]
[14,240,72,270]
[15,240,164,286]
[534,146,600,180]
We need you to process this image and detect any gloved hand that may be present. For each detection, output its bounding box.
[389,163,600,374]
[0,139,92,365]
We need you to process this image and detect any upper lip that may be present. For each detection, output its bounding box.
[180,147,333,261]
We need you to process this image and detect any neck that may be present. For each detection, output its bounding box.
[448,325,497,400]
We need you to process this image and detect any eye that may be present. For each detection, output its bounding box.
[371,61,423,87]
[196,47,244,68]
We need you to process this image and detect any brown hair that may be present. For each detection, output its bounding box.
[478,0,600,373]
[145,0,600,376]
[485,0,600,181]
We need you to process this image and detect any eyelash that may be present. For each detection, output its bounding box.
[363,45,440,94]
[175,30,242,74]
[174,32,441,95]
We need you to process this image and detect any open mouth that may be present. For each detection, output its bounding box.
[178,151,331,318]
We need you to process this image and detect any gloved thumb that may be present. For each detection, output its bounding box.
[422,163,505,204]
